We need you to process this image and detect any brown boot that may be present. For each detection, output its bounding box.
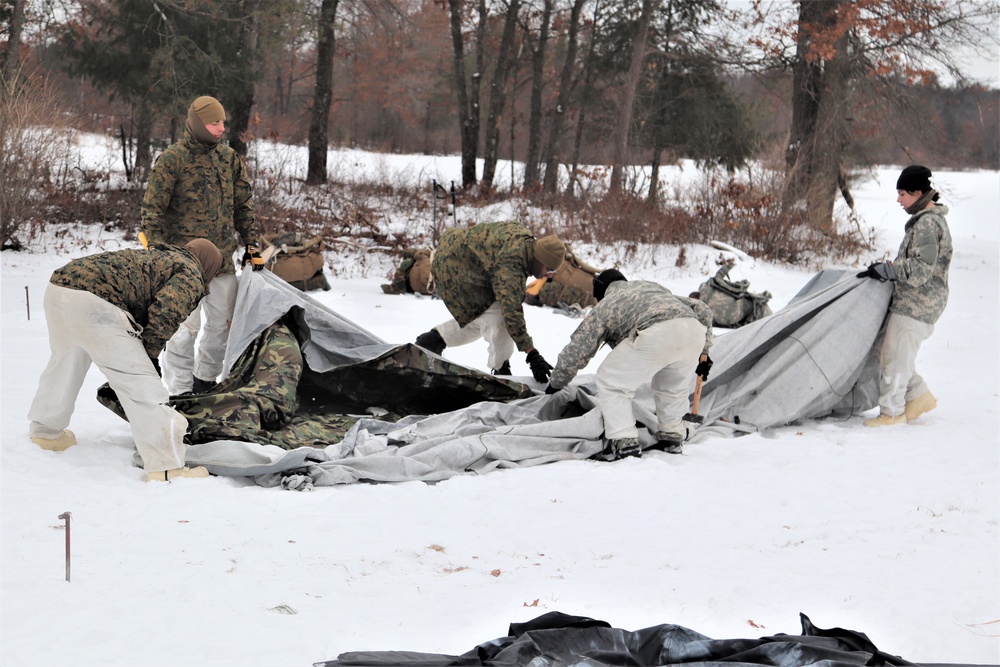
[863,412,907,427]
[146,466,210,482]
[905,392,937,422]
[31,429,77,451]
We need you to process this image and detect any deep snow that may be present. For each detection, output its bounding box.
[1,138,998,666]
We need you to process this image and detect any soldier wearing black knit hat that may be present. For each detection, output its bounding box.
[858,165,952,427]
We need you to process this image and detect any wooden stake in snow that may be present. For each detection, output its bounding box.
[58,512,71,582]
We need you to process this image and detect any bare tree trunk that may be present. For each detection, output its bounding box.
[481,0,522,192]
[229,0,261,158]
[522,0,553,190]
[609,0,657,195]
[784,0,851,232]
[542,0,597,196]
[1,0,25,83]
[306,0,340,186]
[648,147,661,205]
[567,16,600,197]
[448,0,486,189]
[135,97,153,180]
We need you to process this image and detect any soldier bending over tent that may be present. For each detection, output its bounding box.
[544,270,713,460]
[27,240,224,482]
[413,221,565,381]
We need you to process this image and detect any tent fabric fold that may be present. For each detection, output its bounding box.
[98,268,894,487]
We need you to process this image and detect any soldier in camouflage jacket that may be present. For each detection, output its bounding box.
[858,165,953,427]
[141,95,259,395]
[546,270,713,456]
[27,240,223,480]
[414,221,566,382]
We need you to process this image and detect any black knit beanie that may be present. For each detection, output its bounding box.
[896,165,932,193]
[593,269,627,302]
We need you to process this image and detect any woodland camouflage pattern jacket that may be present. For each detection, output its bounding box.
[549,280,714,389]
[141,129,257,275]
[432,221,539,352]
[49,246,207,360]
[890,204,952,324]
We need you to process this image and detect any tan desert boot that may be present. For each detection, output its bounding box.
[146,466,211,482]
[863,413,907,427]
[31,429,77,451]
[905,392,937,422]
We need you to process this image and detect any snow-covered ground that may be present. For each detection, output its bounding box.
[1,139,998,666]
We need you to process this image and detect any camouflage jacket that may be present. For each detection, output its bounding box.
[50,246,207,359]
[890,204,952,324]
[141,129,257,275]
[432,221,537,352]
[549,280,714,389]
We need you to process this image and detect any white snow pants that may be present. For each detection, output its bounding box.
[877,312,933,417]
[436,302,516,371]
[27,284,189,472]
[597,318,706,440]
[162,273,238,393]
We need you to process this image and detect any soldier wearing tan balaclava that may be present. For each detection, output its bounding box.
[141,95,259,395]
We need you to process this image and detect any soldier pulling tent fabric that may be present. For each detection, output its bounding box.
[99,271,533,452]
[96,267,894,488]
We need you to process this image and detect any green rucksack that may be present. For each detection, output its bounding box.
[697,264,772,328]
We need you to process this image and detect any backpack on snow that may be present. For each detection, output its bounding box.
[381,247,434,296]
[696,263,772,328]
[525,246,600,309]
[262,232,330,292]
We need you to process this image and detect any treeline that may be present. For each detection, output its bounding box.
[2,0,998,252]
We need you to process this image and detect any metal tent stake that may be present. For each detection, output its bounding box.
[25,286,30,320]
[58,512,71,582]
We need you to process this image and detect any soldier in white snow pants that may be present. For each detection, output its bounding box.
[162,272,239,394]
[434,302,516,373]
[596,317,707,440]
[29,285,189,472]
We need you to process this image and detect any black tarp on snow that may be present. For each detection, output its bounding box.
[313,611,935,666]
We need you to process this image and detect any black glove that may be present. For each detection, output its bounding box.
[526,349,553,383]
[695,354,713,380]
[544,384,561,395]
[150,356,162,377]
[242,243,265,271]
[857,261,896,282]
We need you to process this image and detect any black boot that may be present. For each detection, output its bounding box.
[654,430,684,455]
[191,376,217,394]
[596,437,641,462]
[415,329,446,355]
[491,360,512,376]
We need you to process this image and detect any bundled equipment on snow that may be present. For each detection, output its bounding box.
[694,261,772,328]
[261,232,330,292]
[525,245,601,310]
[381,247,434,296]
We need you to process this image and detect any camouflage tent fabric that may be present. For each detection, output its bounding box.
[99,270,532,451]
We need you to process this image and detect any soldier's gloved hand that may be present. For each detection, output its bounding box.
[695,354,713,380]
[857,261,896,282]
[526,349,553,383]
[242,243,265,271]
[544,383,561,395]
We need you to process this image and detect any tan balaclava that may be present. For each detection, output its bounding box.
[186,96,226,145]
[532,235,566,277]
[184,239,224,290]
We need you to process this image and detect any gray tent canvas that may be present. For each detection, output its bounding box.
[176,269,892,487]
